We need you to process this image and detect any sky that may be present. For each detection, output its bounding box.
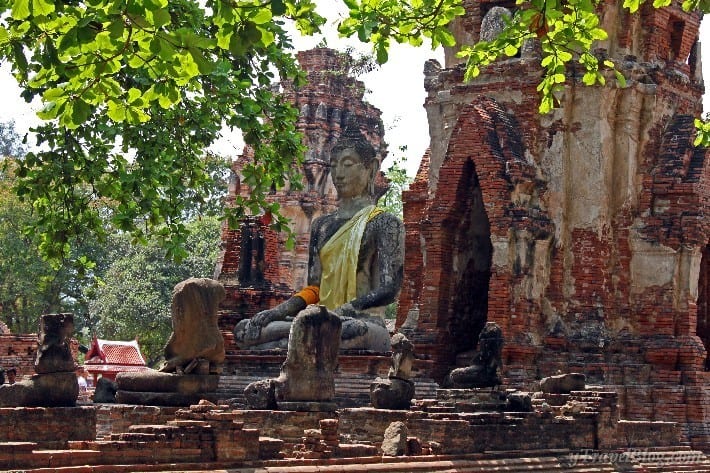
[0,6,708,178]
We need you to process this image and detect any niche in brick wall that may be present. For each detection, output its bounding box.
[238,219,266,286]
[669,18,686,62]
[446,159,493,359]
[697,242,709,370]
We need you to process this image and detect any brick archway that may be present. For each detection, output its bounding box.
[399,96,541,379]
[443,158,492,357]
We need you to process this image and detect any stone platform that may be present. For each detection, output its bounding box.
[218,350,438,407]
[1,389,709,472]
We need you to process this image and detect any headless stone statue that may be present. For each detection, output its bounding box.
[370,333,416,409]
[244,305,342,410]
[0,313,79,407]
[161,277,226,374]
[234,122,404,352]
[445,322,504,388]
[116,278,226,406]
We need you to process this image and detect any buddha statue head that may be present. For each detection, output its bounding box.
[330,122,380,201]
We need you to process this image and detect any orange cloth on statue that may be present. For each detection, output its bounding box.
[295,285,320,305]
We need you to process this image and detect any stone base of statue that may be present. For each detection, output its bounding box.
[0,372,79,407]
[244,305,341,410]
[115,390,218,406]
[445,365,502,388]
[540,373,586,394]
[278,401,338,412]
[370,376,415,410]
[116,370,219,406]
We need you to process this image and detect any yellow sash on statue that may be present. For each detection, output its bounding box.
[319,205,383,310]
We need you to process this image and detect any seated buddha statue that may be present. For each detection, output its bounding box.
[234,123,404,352]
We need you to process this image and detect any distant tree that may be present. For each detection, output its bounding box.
[0,121,25,158]
[89,216,222,366]
[0,118,227,342]
[378,150,412,219]
[0,155,107,335]
[378,153,412,320]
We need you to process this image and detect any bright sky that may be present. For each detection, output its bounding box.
[0,7,708,178]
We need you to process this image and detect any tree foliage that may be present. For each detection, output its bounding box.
[378,154,412,320]
[0,0,316,264]
[0,0,708,266]
[0,121,225,355]
[0,120,26,158]
[378,149,412,218]
[0,126,101,334]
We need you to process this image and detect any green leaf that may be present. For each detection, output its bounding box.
[11,0,30,20]
[152,9,172,28]
[623,0,643,13]
[614,70,627,88]
[107,100,127,122]
[582,71,597,85]
[188,47,215,75]
[107,19,125,39]
[71,98,91,125]
[43,87,65,101]
[33,0,55,16]
[271,0,286,15]
[376,42,388,64]
[258,26,275,47]
[250,7,272,25]
[127,87,142,104]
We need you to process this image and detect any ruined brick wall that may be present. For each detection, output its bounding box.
[94,405,179,439]
[400,0,709,450]
[0,334,37,380]
[0,407,96,448]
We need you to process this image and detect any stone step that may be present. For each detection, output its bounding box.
[259,436,285,460]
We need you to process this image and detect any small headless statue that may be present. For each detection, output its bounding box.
[234,123,404,352]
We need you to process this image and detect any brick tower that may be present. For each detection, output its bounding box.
[399,0,709,448]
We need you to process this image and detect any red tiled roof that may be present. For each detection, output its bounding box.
[85,338,146,366]
[84,364,149,374]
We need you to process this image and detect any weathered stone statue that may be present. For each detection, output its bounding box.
[370,333,416,409]
[0,313,79,407]
[116,278,226,406]
[244,305,342,410]
[445,322,504,388]
[161,278,226,374]
[234,123,404,352]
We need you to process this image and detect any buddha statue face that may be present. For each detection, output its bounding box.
[330,147,374,200]
[329,122,379,202]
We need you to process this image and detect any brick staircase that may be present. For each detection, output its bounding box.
[7,448,709,472]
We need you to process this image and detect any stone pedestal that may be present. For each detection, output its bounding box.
[116,371,220,407]
[370,377,415,410]
[0,313,79,408]
[0,372,79,407]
